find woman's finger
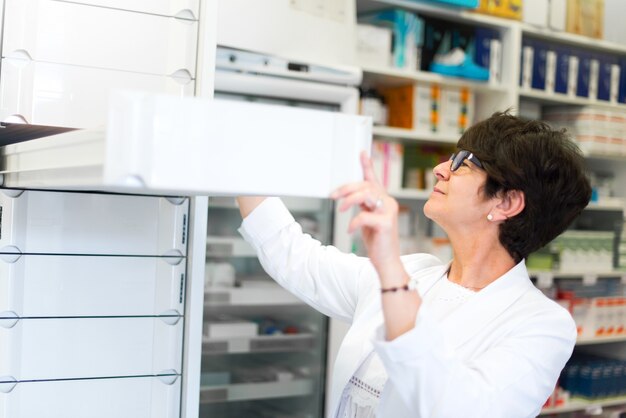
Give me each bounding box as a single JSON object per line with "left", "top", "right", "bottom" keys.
{"left": 360, "top": 151, "right": 380, "bottom": 184}
{"left": 348, "top": 210, "right": 385, "bottom": 234}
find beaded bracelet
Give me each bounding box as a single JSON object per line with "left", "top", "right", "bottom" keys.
{"left": 380, "top": 283, "right": 410, "bottom": 294}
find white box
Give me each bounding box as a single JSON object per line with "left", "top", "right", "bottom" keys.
{"left": 549, "top": 0, "right": 567, "bottom": 31}
{"left": 356, "top": 24, "right": 392, "bottom": 68}
{"left": 3, "top": 0, "right": 198, "bottom": 76}
{"left": 523, "top": 0, "right": 549, "bottom": 27}
{"left": 0, "top": 317, "right": 183, "bottom": 380}
{"left": 0, "top": 255, "right": 186, "bottom": 317}
{"left": 603, "top": 0, "right": 626, "bottom": 44}
{"left": 521, "top": 46, "right": 534, "bottom": 89}
{"left": 62, "top": 0, "right": 199, "bottom": 17}
{"left": 102, "top": 93, "right": 372, "bottom": 197}
{"left": 439, "top": 87, "right": 473, "bottom": 135}
{"left": 567, "top": 55, "right": 579, "bottom": 97}
{"left": 0, "top": 94, "right": 371, "bottom": 198}
{"left": 545, "top": 50, "right": 557, "bottom": 93}
{"left": 0, "top": 375, "right": 181, "bottom": 418}
{"left": 0, "top": 58, "right": 194, "bottom": 128}
{"left": 0, "top": 190, "right": 188, "bottom": 256}
{"left": 204, "top": 321, "right": 258, "bottom": 339}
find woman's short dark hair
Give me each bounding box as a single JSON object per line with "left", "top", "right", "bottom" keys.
{"left": 457, "top": 111, "right": 592, "bottom": 263}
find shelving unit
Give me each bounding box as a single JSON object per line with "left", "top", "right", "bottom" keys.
{"left": 199, "top": 379, "right": 314, "bottom": 404}
{"left": 540, "top": 396, "right": 626, "bottom": 415}
{"left": 372, "top": 126, "right": 459, "bottom": 144}
{"left": 519, "top": 88, "right": 626, "bottom": 110}
{"left": 203, "top": 334, "right": 315, "bottom": 355}
{"left": 204, "top": 285, "right": 303, "bottom": 307}
{"left": 361, "top": 65, "right": 508, "bottom": 92}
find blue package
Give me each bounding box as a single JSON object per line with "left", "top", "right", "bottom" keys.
{"left": 618, "top": 58, "right": 626, "bottom": 103}
{"left": 555, "top": 46, "right": 570, "bottom": 95}
{"left": 531, "top": 39, "right": 548, "bottom": 90}
{"left": 474, "top": 27, "right": 499, "bottom": 69}
{"left": 597, "top": 53, "right": 616, "bottom": 102}
{"left": 577, "top": 50, "right": 591, "bottom": 98}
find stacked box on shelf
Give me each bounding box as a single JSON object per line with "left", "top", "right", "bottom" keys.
{"left": 358, "top": 9, "right": 423, "bottom": 71}
{"left": 371, "top": 140, "right": 404, "bottom": 192}
{"left": 476, "top": 0, "right": 522, "bottom": 20}
{"left": 543, "top": 106, "right": 626, "bottom": 156}
{"left": 0, "top": 0, "right": 198, "bottom": 128}
{"left": 549, "top": 230, "right": 615, "bottom": 273}
{"left": 558, "top": 279, "right": 626, "bottom": 339}
{"left": 381, "top": 84, "right": 439, "bottom": 132}
{"left": 561, "top": 354, "right": 626, "bottom": 400}
{"left": 0, "top": 189, "right": 189, "bottom": 417}
{"left": 520, "top": 38, "right": 625, "bottom": 105}
{"left": 402, "top": 144, "right": 453, "bottom": 191}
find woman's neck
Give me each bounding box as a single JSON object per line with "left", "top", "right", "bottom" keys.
{"left": 446, "top": 233, "right": 518, "bottom": 291}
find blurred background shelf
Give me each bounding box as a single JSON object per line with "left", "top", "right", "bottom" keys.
{"left": 203, "top": 333, "right": 315, "bottom": 355}
{"left": 199, "top": 379, "right": 314, "bottom": 404}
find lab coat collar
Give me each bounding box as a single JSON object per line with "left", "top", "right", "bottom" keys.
{"left": 440, "top": 259, "right": 534, "bottom": 349}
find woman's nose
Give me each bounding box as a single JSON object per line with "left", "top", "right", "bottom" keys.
{"left": 433, "top": 161, "right": 451, "bottom": 181}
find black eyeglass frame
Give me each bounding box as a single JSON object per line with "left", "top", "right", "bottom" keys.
{"left": 449, "top": 150, "right": 483, "bottom": 172}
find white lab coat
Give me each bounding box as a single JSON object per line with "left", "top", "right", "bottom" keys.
{"left": 239, "top": 198, "right": 576, "bottom": 418}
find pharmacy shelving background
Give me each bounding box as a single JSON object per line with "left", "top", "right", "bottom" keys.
{"left": 351, "top": 1, "right": 626, "bottom": 416}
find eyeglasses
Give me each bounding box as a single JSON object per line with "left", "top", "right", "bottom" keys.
{"left": 449, "top": 150, "right": 483, "bottom": 172}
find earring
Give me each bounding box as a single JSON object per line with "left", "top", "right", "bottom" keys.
{"left": 487, "top": 213, "right": 494, "bottom": 221}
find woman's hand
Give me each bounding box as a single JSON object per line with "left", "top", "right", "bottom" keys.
{"left": 331, "top": 151, "right": 405, "bottom": 284}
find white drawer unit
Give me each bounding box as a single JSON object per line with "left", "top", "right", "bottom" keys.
{"left": 0, "top": 254, "right": 186, "bottom": 317}
{"left": 59, "top": 0, "right": 200, "bottom": 17}
{"left": 0, "top": 316, "right": 182, "bottom": 380}
{"left": 3, "top": 0, "right": 198, "bottom": 77}
{"left": 0, "top": 190, "right": 188, "bottom": 256}
{"left": 0, "top": 374, "right": 181, "bottom": 418}
{"left": 0, "top": 58, "right": 194, "bottom": 127}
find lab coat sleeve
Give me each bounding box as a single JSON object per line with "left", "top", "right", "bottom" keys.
{"left": 373, "top": 305, "right": 576, "bottom": 417}
{"left": 238, "top": 197, "right": 371, "bottom": 322}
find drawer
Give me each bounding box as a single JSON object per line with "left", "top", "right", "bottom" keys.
{"left": 0, "top": 316, "right": 182, "bottom": 380}
{"left": 3, "top": 0, "right": 197, "bottom": 76}
{"left": 59, "top": 0, "right": 199, "bottom": 17}
{"left": 0, "top": 254, "right": 186, "bottom": 317}
{"left": 0, "top": 374, "right": 180, "bottom": 418}
{"left": 0, "top": 190, "right": 188, "bottom": 256}
{"left": 0, "top": 57, "right": 194, "bottom": 128}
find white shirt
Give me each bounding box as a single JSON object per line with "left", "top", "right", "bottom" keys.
{"left": 336, "top": 278, "right": 476, "bottom": 418}
{"left": 239, "top": 198, "right": 577, "bottom": 418}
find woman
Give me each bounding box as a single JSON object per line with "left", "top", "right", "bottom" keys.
{"left": 236, "top": 112, "right": 591, "bottom": 417}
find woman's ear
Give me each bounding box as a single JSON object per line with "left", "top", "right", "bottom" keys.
{"left": 491, "top": 190, "right": 525, "bottom": 221}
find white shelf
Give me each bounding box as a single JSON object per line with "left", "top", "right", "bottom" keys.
{"left": 206, "top": 236, "right": 257, "bottom": 257}
{"left": 522, "top": 23, "right": 626, "bottom": 55}
{"left": 362, "top": 66, "right": 508, "bottom": 92}
{"left": 357, "top": 0, "right": 513, "bottom": 29}
{"left": 519, "top": 88, "right": 626, "bottom": 111}
{"left": 373, "top": 126, "right": 459, "bottom": 144}
{"left": 540, "top": 396, "right": 626, "bottom": 415}
{"left": 528, "top": 270, "right": 626, "bottom": 279}
{"left": 586, "top": 200, "right": 625, "bottom": 212}
{"left": 199, "top": 379, "right": 314, "bottom": 403}
{"left": 203, "top": 333, "right": 315, "bottom": 355}
{"left": 204, "top": 285, "right": 302, "bottom": 306}
{"left": 390, "top": 189, "right": 432, "bottom": 200}
{"left": 577, "top": 335, "right": 626, "bottom": 346}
